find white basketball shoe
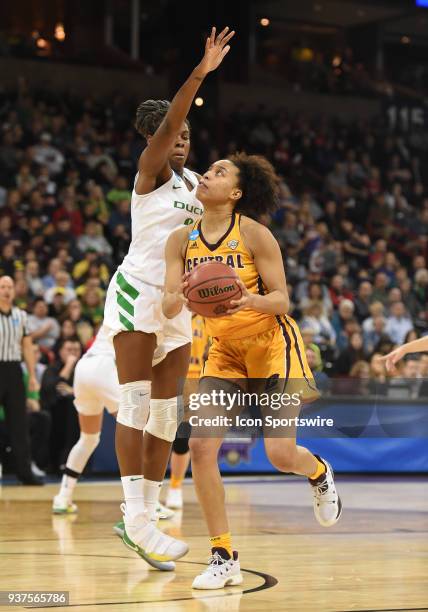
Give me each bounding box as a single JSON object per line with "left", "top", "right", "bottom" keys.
{"left": 52, "top": 494, "right": 78, "bottom": 515}
{"left": 121, "top": 503, "right": 188, "bottom": 571}
{"left": 192, "top": 549, "right": 243, "bottom": 590}
{"left": 309, "top": 456, "right": 342, "bottom": 527}
{"left": 166, "top": 487, "right": 183, "bottom": 509}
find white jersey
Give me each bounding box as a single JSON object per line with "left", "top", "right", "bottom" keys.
{"left": 120, "top": 168, "right": 202, "bottom": 285}
{"left": 84, "top": 325, "right": 114, "bottom": 357}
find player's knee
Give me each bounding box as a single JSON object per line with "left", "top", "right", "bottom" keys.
{"left": 266, "top": 445, "right": 298, "bottom": 473}
{"left": 116, "top": 380, "right": 151, "bottom": 430}
{"left": 172, "top": 421, "right": 191, "bottom": 454}
{"left": 189, "top": 437, "right": 217, "bottom": 462}
{"left": 79, "top": 431, "right": 101, "bottom": 454}
{"left": 145, "top": 396, "right": 182, "bottom": 442}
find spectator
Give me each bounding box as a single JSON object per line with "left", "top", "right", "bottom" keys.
{"left": 363, "top": 315, "right": 390, "bottom": 354}
{"left": 42, "top": 258, "right": 63, "bottom": 290}
{"left": 48, "top": 291, "right": 68, "bottom": 321}
{"left": 72, "top": 249, "right": 110, "bottom": 287}
{"left": 328, "top": 274, "right": 353, "bottom": 308}
{"left": 385, "top": 302, "right": 414, "bottom": 345}
{"left": 27, "top": 298, "right": 61, "bottom": 349}
{"left": 336, "top": 331, "right": 366, "bottom": 375}
{"left": 44, "top": 271, "right": 76, "bottom": 305}
{"left": 371, "top": 272, "right": 390, "bottom": 305}
{"left": 413, "top": 269, "right": 428, "bottom": 310}
{"left": 80, "top": 288, "right": 104, "bottom": 326}
{"left": 399, "top": 277, "right": 421, "bottom": 319}
{"left": 300, "top": 302, "right": 336, "bottom": 346}
{"left": 32, "top": 133, "right": 65, "bottom": 175}
{"left": 354, "top": 281, "right": 373, "bottom": 322}
{"left": 348, "top": 360, "right": 371, "bottom": 394}
{"left": 25, "top": 260, "right": 44, "bottom": 298}
{"left": 362, "top": 302, "right": 385, "bottom": 334}
{"left": 108, "top": 198, "right": 131, "bottom": 236}
{"left": 331, "top": 299, "right": 355, "bottom": 349}
{"left": 106, "top": 175, "right": 132, "bottom": 207}
{"left": 77, "top": 221, "right": 113, "bottom": 258}
{"left": 299, "top": 281, "right": 332, "bottom": 316}
{"left": 40, "top": 338, "right": 82, "bottom": 472}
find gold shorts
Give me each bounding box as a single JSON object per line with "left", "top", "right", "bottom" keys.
{"left": 201, "top": 316, "right": 319, "bottom": 403}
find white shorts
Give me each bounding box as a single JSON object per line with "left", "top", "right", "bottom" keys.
{"left": 103, "top": 269, "right": 192, "bottom": 365}
{"left": 73, "top": 354, "right": 119, "bottom": 416}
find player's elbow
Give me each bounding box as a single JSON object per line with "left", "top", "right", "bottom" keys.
{"left": 162, "top": 295, "right": 182, "bottom": 319}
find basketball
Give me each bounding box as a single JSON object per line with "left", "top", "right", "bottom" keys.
{"left": 184, "top": 261, "right": 242, "bottom": 317}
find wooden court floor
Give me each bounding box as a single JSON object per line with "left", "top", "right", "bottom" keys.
{"left": 0, "top": 475, "right": 427, "bottom": 612}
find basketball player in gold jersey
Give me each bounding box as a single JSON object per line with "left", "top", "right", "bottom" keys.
{"left": 163, "top": 153, "right": 342, "bottom": 589}
{"left": 165, "top": 315, "right": 209, "bottom": 509}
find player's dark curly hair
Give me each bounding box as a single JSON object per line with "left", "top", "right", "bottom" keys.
{"left": 229, "top": 152, "right": 280, "bottom": 217}
{"left": 134, "top": 99, "right": 190, "bottom": 138}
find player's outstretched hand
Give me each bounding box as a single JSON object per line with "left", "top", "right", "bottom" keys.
{"left": 198, "top": 26, "right": 235, "bottom": 74}
{"left": 380, "top": 346, "right": 407, "bottom": 372}
{"left": 226, "top": 279, "right": 253, "bottom": 315}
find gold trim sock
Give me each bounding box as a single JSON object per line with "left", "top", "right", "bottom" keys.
{"left": 210, "top": 532, "right": 233, "bottom": 558}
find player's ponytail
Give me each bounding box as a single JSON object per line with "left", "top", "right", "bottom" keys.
{"left": 229, "top": 152, "right": 279, "bottom": 218}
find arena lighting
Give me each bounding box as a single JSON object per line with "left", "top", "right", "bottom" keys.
{"left": 260, "top": 17, "right": 270, "bottom": 26}
{"left": 54, "top": 23, "right": 66, "bottom": 41}
{"left": 36, "top": 38, "right": 48, "bottom": 49}
{"left": 401, "top": 35, "right": 411, "bottom": 44}
{"left": 416, "top": 0, "right": 428, "bottom": 7}
{"left": 332, "top": 55, "right": 341, "bottom": 67}
{"left": 195, "top": 97, "right": 204, "bottom": 107}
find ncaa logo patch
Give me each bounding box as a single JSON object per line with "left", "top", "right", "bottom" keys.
{"left": 189, "top": 229, "right": 200, "bottom": 240}
{"left": 227, "top": 239, "right": 239, "bottom": 250}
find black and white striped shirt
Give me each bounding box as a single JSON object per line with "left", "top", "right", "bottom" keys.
{"left": 0, "top": 307, "right": 28, "bottom": 362}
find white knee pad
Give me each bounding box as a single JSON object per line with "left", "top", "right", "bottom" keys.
{"left": 67, "top": 432, "right": 101, "bottom": 474}
{"left": 145, "top": 396, "right": 183, "bottom": 442}
{"left": 117, "top": 380, "right": 151, "bottom": 430}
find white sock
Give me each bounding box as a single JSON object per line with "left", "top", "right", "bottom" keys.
{"left": 143, "top": 478, "right": 162, "bottom": 522}
{"left": 58, "top": 432, "right": 100, "bottom": 502}
{"left": 58, "top": 474, "right": 77, "bottom": 502}
{"left": 121, "top": 475, "right": 144, "bottom": 519}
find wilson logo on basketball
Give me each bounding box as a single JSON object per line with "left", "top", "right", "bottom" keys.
{"left": 198, "top": 283, "right": 235, "bottom": 298}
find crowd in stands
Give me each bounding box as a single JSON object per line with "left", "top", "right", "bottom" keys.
{"left": 0, "top": 78, "right": 428, "bottom": 473}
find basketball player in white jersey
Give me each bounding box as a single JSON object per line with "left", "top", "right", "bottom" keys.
{"left": 50, "top": 326, "right": 174, "bottom": 530}
{"left": 103, "top": 27, "right": 235, "bottom": 568}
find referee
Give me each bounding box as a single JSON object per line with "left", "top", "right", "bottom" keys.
{"left": 0, "top": 276, "right": 43, "bottom": 485}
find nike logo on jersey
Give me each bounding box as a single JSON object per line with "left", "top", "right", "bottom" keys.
{"left": 130, "top": 476, "right": 143, "bottom": 481}
{"left": 173, "top": 185, "right": 182, "bottom": 189}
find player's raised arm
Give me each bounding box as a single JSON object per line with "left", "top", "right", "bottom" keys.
{"left": 136, "top": 26, "right": 235, "bottom": 194}
{"left": 162, "top": 228, "right": 189, "bottom": 319}
{"left": 228, "top": 223, "right": 290, "bottom": 315}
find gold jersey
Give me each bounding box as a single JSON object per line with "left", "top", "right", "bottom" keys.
{"left": 185, "top": 212, "right": 278, "bottom": 340}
